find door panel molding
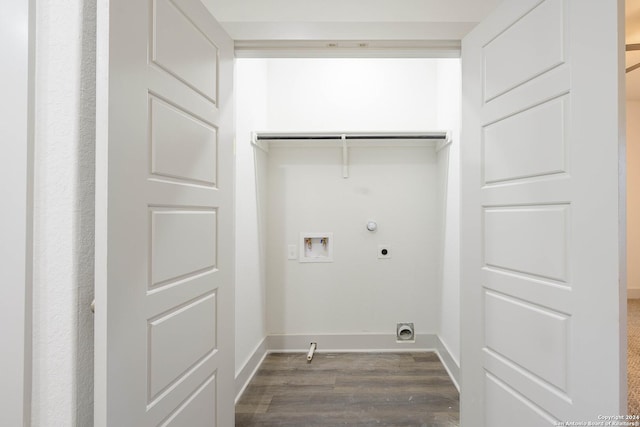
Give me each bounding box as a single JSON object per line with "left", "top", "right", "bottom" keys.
{"left": 95, "top": 1, "right": 234, "bottom": 425}
{"left": 461, "top": 0, "right": 625, "bottom": 424}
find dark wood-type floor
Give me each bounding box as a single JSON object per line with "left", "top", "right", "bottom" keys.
{"left": 235, "top": 352, "right": 460, "bottom": 427}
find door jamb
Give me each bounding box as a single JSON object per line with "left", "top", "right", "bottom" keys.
{"left": 0, "top": 0, "right": 35, "bottom": 425}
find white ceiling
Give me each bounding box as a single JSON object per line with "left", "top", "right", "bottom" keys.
{"left": 204, "top": 0, "right": 640, "bottom": 100}
{"left": 204, "top": 0, "right": 502, "bottom": 23}
{"left": 203, "top": 0, "right": 503, "bottom": 40}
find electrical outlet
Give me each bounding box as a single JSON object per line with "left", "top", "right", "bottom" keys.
{"left": 378, "top": 245, "right": 391, "bottom": 259}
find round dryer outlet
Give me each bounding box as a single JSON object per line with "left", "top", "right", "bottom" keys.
{"left": 396, "top": 322, "right": 415, "bottom": 342}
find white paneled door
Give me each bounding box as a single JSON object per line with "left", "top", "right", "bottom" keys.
{"left": 461, "top": 0, "right": 624, "bottom": 425}
{"left": 95, "top": 0, "right": 234, "bottom": 425}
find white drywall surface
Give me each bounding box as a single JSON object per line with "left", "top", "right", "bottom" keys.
{"left": 266, "top": 59, "right": 439, "bottom": 132}
{"left": 266, "top": 144, "right": 440, "bottom": 334}
{"left": 435, "top": 59, "right": 461, "bottom": 365}
{"left": 32, "top": 0, "right": 96, "bottom": 425}
{"left": 235, "top": 60, "right": 269, "bottom": 375}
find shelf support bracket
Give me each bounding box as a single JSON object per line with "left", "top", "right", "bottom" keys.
{"left": 341, "top": 134, "right": 349, "bottom": 179}
{"left": 250, "top": 131, "right": 269, "bottom": 153}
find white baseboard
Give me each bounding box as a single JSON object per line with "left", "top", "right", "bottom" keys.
{"left": 234, "top": 333, "right": 461, "bottom": 402}
{"left": 434, "top": 336, "right": 460, "bottom": 391}
{"left": 628, "top": 288, "right": 640, "bottom": 299}
{"left": 266, "top": 333, "right": 439, "bottom": 352}
{"left": 234, "top": 337, "right": 268, "bottom": 404}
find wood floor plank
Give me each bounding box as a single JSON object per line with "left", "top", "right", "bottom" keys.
{"left": 236, "top": 352, "right": 459, "bottom": 426}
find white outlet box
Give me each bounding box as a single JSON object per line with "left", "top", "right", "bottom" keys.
{"left": 378, "top": 244, "right": 391, "bottom": 259}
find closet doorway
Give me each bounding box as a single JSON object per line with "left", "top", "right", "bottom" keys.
{"left": 233, "top": 57, "right": 463, "bottom": 416}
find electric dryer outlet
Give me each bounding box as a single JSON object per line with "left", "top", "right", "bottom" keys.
{"left": 378, "top": 245, "right": 391, "bottom": 259}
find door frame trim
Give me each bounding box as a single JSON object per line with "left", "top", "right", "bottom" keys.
{"left": 0, "top": 0, "right": 36, "bottom": 425}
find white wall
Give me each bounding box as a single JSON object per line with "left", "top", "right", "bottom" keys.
{"left": 266, "top": 145, "right": 440, "bottom": 335}
{"left": 628, "top": 100, "right": 640, "bottom": 294}
{"left": 435, "top": 60, "right": 461, "bottom": 365}
{"left": 235, "top": 60, "right": 269, "bottom": 375}
{"left": 261, "top": 59, "right": 443, "bottom": 337}
{"left": 32, "top": 0, "right": 95, "bottom": 425}
{"left": 266, "top": 59, "right": 439, "bottom": 131}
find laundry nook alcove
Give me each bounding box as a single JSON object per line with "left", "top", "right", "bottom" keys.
{"left": 234, "top": 57, "right": 462, "bottom": 405}
{"left": 13, "top": 0, "right": 625, "bottom": 424}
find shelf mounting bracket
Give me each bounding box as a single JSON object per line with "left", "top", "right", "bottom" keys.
{"left": 341, "top": 134, "right": 349, "bottom": 179}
